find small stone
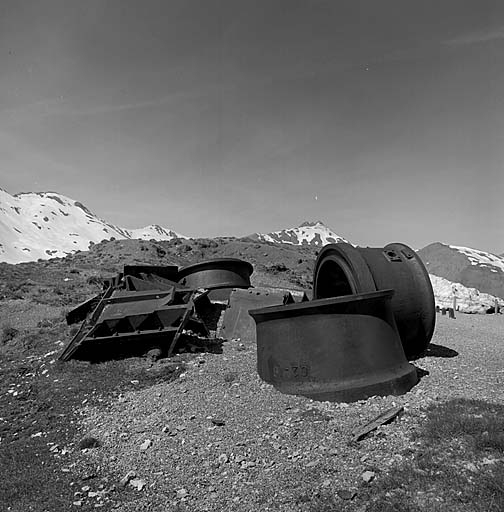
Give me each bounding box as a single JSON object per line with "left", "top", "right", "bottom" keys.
{"left": 176, "top": 488, "right": 188, "bottom": 498}
{"left": 218, "top": 453, "right": 229, "bottom": 464}
{"left": 140, "top": 439, "right": 152, "bottom": 451}
{"left": 129, "top": 478, "right": 146, "bottom": 491}
{"left": 119, "top": 471, "right": 136, "bottom": 487}
{"left": 146, "top": 348, "right": 162, "bottom": 361}
{"left": 362, "top": 470, "right": 375, "bottom": 483}
{"left": 81, "top": 486, "right": 91, "bottom": 492}
{"left": 73, "top": 501, "right": 83, "bottom": 506}
{"left": 465, "top": 462, "right": 478, "bottom": 472}
{"left": 337, "top": 489, "right": 357, "bottom": 500}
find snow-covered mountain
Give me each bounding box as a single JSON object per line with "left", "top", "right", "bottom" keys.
{"left": 449, "top": 245, "right": 504, "bottom": 273}
{"left": 0, "top": 189, "right": 186, "bottom": 264}
{"left": 249, "top": 221, "right": 349, "bottom": 247}
{"left": 418, "top": 242, "right": 504, "bottom": 299}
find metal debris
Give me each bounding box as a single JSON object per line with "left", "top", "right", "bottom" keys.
{"left": 351, "top": 405, "right": 404, "bottom": 442}
{"left": 59, "top": 260, "right": 252, "bottom": 361}
{"left": 313, "top": 242, "right": 435, "bottom": 359}
{"left": 218, "top": 287, "right": 305, "bottom": 342}
{"left": 250, "top": 290, "right": 418, "bottom": 402}
{"left": 177, "top": 258, "right": 253, "bottom": 291}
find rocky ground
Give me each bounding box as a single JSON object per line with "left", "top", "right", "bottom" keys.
{"left": 1, "top": 238, "right": 503, "bottom": 511}
{"left": 69, "top": 313, "right": 504, "bottom": 512}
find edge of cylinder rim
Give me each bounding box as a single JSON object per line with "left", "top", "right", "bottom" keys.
{"left": 249, "top": 288, "right": 395, "bottom": 318}
{"left": 313, "top": 242, "right": 376, "bottom": 298}
{"left": 177, "top": 257, "right": 254, "bottom": 277}
{"left": 385, "top": 241, "right": 436, "bottom": 344}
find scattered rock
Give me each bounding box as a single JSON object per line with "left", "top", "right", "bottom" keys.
{"left": 218, "top": 453, "right": 229, "bottom": 464}
{"left": 146, "top": 348, "right": 162, "bottom": 361}
{"left": 129, "top": 478, "right": 146, "bottom": 491}
{"left": 337, "top": 489, "right": 357, "bottom": 500}
{"left": 140, "top": 439, "right": 152, "bottom": 451}
{"left": 176, "top": 488, "right": 189, "bottom": 499}
{"left": 78, "top": 436, "right": 100, "bottom": 450}
{"left": 362, "top": 470, "right": 375, "bottom": 483}
{"left": 119, "top": 471, "right": 136, "bottom": 487}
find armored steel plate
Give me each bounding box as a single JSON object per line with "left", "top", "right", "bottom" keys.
{"left": 313, "top": 242, "right": 435, "bottom": 359}
{"left": 249, "top": 290, "right": 418, "bottom": 403}
{"left": 219, "top": 287, "right": 294, "bottom": 342}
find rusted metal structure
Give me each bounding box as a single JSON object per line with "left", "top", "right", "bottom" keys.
{"left": 250, "top": 290, "right": 418, "bottom": 402}
{"left": 219, "top": 287, "right": 308, "bottom": 342}
{"left": 313, "top": 243, "right": 435, "bottom": 359}
{"left": 60, "top": 286, "right": 208, "bottom": 362}
{"left": 177, "top": 258, "right": 253, "bottom": 291}
{"left": 59, "top": 259, "right": 253, "bottom": 362}
{"left": 61, "top": 241, "right": 433, "bottom": 407}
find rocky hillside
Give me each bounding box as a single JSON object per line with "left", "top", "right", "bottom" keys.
{"left": 249, "top": 221, "right": 349, "bottom": 247}
{"left": 0, "top": 189, "right": 186, "bottom": 264}
{"left": 418, "top": 242, "right": 504, "bottom": 299}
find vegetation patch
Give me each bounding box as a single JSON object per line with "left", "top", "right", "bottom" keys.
{"left": 364, "top": 399, "right": 504, "bottom": 512}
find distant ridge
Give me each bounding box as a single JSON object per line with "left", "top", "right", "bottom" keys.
{"left": 248, "top": 220, "right": 349, "bottom": 247}
{"left": 418, "top": 242, "right": 504, "bottom": 299}
{"left": 0, "top": 189, "right": 186, "bottom": 264}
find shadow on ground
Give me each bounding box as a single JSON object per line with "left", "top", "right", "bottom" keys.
{"left": 417, "top": 343, "right": 459, "bottom": 359}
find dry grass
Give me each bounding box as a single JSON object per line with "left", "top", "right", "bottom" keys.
{"left": 365, "top": 399, "right": 504, "bottom": 512}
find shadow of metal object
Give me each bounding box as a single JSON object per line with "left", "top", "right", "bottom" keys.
{"left": 418, "top": 343, "right": 459, "bottom": 359}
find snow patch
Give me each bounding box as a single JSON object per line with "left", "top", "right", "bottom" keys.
{"left": 255, "top": 221, "right": 348, "bottom": 247}
{"left": 0, "top": 188, "right": 187, "bottom": 264}
{"left": 450, "top": 245, "right": 504, "bottom": 273}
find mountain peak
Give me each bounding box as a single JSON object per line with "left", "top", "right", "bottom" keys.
{"left": 0, "top": 188, "right": 186, "bottom": 264}
{"left": 250, "top": 222, "right": 349, "bottom": 247}
{"left": 299, "top": 220, "right": 325, "bottom": 227}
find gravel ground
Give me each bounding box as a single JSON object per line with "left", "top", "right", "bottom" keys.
{"left": 70, "top": 312, "right": 504, "bottom": 511}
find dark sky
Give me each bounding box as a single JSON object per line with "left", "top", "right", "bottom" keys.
{"left": 1, "top": 0, "right": 503, "bottom": 252}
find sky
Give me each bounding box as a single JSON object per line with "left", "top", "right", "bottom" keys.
{"left": 0, "top": 0, "right": 503, "bottom": 253}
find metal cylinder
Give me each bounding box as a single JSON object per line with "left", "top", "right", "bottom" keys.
{"left": 313, "top": 243, "right": 435, "bottom": 359}
{"left": 177, "top": 258, "right": 253, "bottom": 290}
{"left": 250, "top": 290, "right": 418, "bottom": 402}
